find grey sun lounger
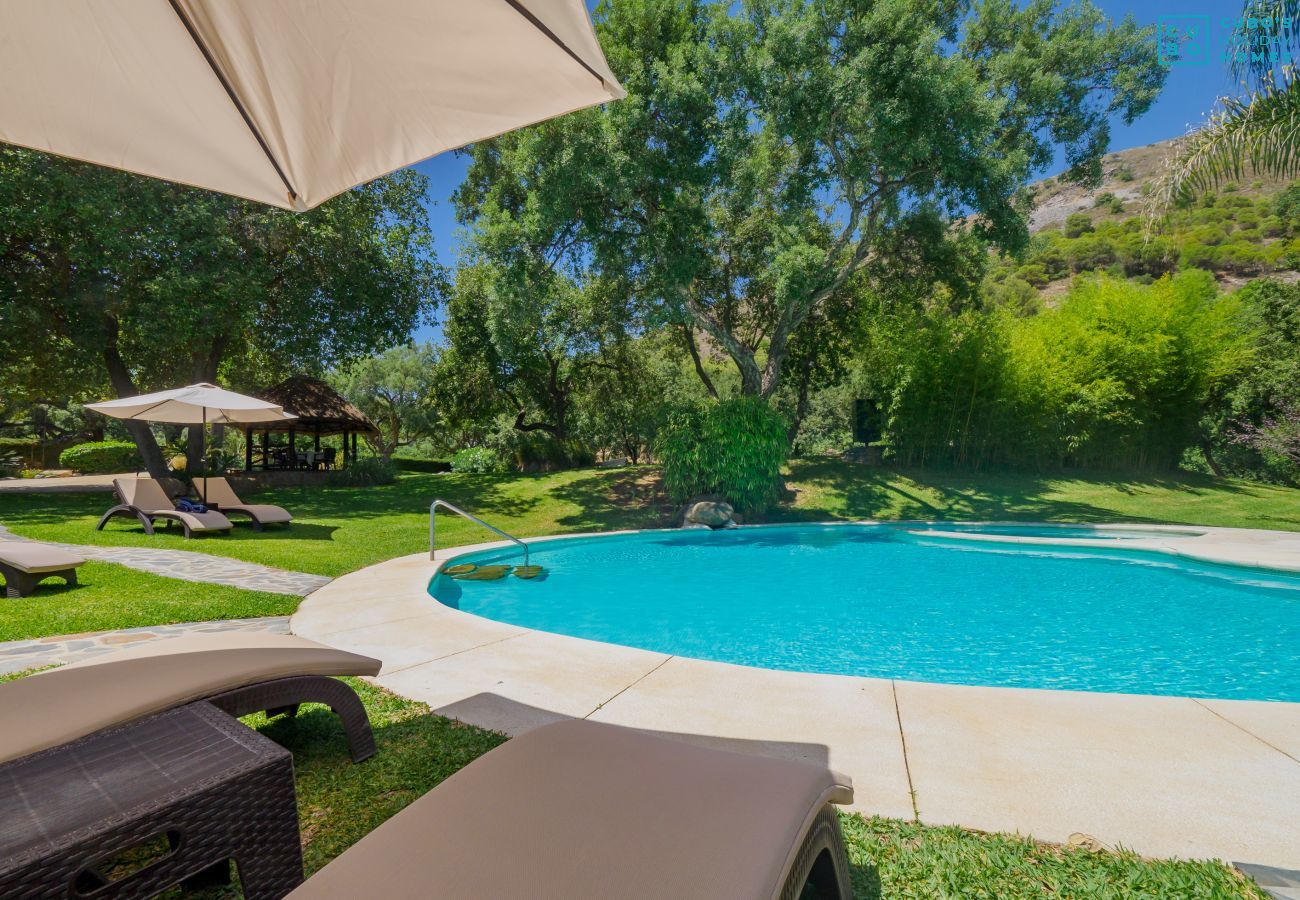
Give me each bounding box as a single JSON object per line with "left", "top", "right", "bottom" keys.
{"left": 289, "top": 718, "right": 855, "bottom": 900}
{"left": 97, "top": 476, "right": 233, "bottom": 538}
{"left": 0, "top": 542, "right": 85, "bottom": 597}
{"left": 193, "top": 477, "right": 292, "bottom": 530}
{"left": 0, "top": 633, "right": 383, "bottom": 765}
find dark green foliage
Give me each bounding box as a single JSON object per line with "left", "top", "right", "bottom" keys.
{"left": 1203, "top": 278, "right": 1300, "bottom": 483}
{"left": 450, "top": 447, "right": 505, "bottom": 474}
{"left": 0, "top": 437, "right": 41, "bottom": 468}
{"left": 659, "top": 397, "right": 788, "bottom": 514}
{"left": 58, "top": 440, "right": 140, "bottom": 474}
{"left": 325, "top": 456, "right": 396, "bottom": 487}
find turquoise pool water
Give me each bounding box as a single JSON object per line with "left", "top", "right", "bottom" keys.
{"left": 428, "top": 524, "right": 1300, "bottom": 701}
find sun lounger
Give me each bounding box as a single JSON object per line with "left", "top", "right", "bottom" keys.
{"left": 0, "top": 633, "right": 382, "bottom": 765}
{"left": 193, "top": 477, "right": 292, "bottom": 530}
{"left": 0, "top": 542, "right": 85, "bottom": 597}
{"left": 289, "top": 719, "right": 855, "bottom": 900}
{"left": 97, "top": 477, "right": 233, "bottom": 538}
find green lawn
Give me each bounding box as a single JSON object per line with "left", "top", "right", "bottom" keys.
{"left": 0, "top": 560, "right": 294, "bottom": 642}
{"left": 2, "top": 463, "right": 1297, "bottom": 584}
{"left": 0, "top": 670, "right": 1258, "bottom": 899}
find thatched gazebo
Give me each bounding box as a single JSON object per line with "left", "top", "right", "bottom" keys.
{"left": 244, "top": 375, "right": 378, "bottom": 472}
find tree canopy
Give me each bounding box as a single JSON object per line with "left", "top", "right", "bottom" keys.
{"left": 0, "top": 147, "right": 441, "bottom": 474}
{"left": 456, "top": 0, "right": 1165, "bottom": 399}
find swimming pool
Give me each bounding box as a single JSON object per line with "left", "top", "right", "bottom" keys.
{"left": 428, "top": 524, "right": 1300, "bottom": 702}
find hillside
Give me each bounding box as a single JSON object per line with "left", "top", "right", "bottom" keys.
{"left": 1027, "top": 137, "right": 1295, "bottom": 233}
{"left": 983, "top": 138, "right": 1300, "bottom": 304}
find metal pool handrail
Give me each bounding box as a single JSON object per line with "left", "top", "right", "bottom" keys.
{"left": 429, "top": 499, "right": 529, "bottom": 565}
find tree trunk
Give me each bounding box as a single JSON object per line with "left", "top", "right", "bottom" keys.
{"left": 1200, "top": 440, "right": 1225, "bottom": 477}
{"left": 186, "top": 425, "right": 206, "bottom": 474}
{"left": 102, "top": 341, "right": 169, "bottom": 479}
{"left": 680, "top": 325, "right": 719, "bottom": 399}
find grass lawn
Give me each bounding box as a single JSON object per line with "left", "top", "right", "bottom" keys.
{"left": 0, "top": 670, "right": 1260, "bottom": 899}
{"left": 1, "top": 462, "right": 1297, "bottom": 584}
{"left": 0, "top": 560, "right": 295, "bottom": 642}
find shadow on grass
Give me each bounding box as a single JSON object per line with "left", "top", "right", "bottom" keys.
{"left": 778, "top": 460, "right": 1219, "bottom": 525}
{"left": 549, "top": 469, "right": 675, "bottom": 532}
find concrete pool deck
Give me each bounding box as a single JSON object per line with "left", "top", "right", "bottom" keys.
{"left": 291, "top": 525, "right": 1300, "bottom": 869}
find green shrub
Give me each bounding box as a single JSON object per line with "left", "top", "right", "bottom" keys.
{"left": 658, "top": 397, "right": 788, "bottom": 514}
{"left": 326, "top": 456, "right": 396, "bottom": 486}
{"left": 1063, "top": 212, "right": 1094, "bottom": 238}
{"left": 393, "top": 457, "right": 451, "bottom": 473}
{"left": 59, "top": 440, "right": 140, "bottom": 474}
{"left": 1015, "top": 263, "right": 1050, "bottom": 288}
{"left": 1115, "top": 167, "right": 1135, "bottom": 182}
{"left": 1093, "top": 192, "right": 1124, "bottom": 213}
{"left": 450, "top": 447, "right": 505, "bottom": 474}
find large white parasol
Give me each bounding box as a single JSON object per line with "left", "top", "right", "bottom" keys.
{"left": 0, "top": 0, "right": 624, "bottom": 210}
{"left": 87, "top": 383, "right": 295, "bottom": 501}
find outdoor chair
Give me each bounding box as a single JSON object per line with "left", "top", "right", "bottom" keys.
{"left": 288, "top": 718, "right": 855, "bottom": 900}
{"left": 0, "top": 633, "right": 382, "bottom": 766}
{"left": 192, "top": 477, "right": 293, "bottom": 530}
{"left": 0, "top": 543, "right": 86, "bottom": 598}
{"left": 97, "top": 477, "right": 233, "bottom": 538}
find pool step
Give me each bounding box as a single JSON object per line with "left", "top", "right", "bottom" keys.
{"left": 447, "top": 563, "right": 547, "bottom": 582}
{"left": 452, "top": 564, "right": 512, "bottom": 581}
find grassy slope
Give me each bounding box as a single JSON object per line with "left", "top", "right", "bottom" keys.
{"left": 2, "top": 463, "right": 1296, "bottom": 582}
{"left": 0, "top": 560, "right": 295, "bottom": 642}
{"left": 0, "top": 671, "right": 1257, "bottom": 899}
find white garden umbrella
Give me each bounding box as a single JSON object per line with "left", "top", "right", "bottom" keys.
{"left": 0, "top": 0, "right": 623, "bottom": 210}
{"left": 87, "top": 383, "right": 295, "bottom": 501}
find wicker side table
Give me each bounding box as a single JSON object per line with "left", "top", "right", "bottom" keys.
{"left": 0, "top": 701, "right": 303, "bottom": 899}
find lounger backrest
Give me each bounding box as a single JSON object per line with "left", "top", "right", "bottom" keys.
{"left": 115, "top": 477, "right": 172, "bottom": 510}
{"left": 194, "top": 477, "right": 241, "bottom": 506}
{"left": 0, "top": 634, "right": 382, "bottom": 764}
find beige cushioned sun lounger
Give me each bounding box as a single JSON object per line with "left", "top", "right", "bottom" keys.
{"left": 290, "top": 719, "right": 855, "bottom": 900}
{"left": 97, "top": 477, "right": 233, "bottom": 537}
{"left": 0, "top": 543, "right": 85, "bottom": 597}
{"left": 193, "top": 477, "right": 292, "bottom": 529}
{"left": 0, "top": 633, "right": 381, "bottom": 765}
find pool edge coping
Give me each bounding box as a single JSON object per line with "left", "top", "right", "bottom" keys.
{"left": 291, "top": 522, "right": 1300, "bottom": 869}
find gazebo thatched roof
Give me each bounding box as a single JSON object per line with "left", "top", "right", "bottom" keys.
{"left": 255, "top": 375, "right": 378, "bottom": 436}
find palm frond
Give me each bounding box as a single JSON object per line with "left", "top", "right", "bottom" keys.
{"left": 1230, "top": 0, "right": 1300, "bottom": 86}
{"left": 1148, "top": 72, "right": 1300, "bottom": 221}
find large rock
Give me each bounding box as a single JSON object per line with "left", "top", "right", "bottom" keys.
{"left": 684, "top": 499, "right": 735, "bottom": 529}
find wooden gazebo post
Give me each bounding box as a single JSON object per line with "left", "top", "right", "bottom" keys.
{"left": 244, "top": 427, "right": 253, "bottom": 471}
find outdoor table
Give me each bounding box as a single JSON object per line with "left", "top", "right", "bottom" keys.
{"left": 0, "top": 701, "right": 303, "bottom": 899}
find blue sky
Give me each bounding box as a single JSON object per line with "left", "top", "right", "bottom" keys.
{"left": 411, "top": 0, "right": 1252, "bottom": 342}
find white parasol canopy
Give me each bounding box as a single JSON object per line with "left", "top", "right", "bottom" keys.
{"left": 86, "top": 383, "right": 295, "bottom": 426}
{"left": 0, "top": 0, "right": 624, "bottom": 210}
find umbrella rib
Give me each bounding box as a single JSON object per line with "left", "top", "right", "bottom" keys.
{"left": 166, "top": 0, "right": 300, "bottom": 206}
{"left": 500, "top": 0, "right": 609, "bottom": 89}
{"left": 117, "top": 397, "right": 179, "bottom": 421}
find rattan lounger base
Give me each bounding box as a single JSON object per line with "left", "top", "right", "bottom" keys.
{"left": 209, "top": 674, "right": 377, "bottom": 762}
{"left": 0, "top": 701, "right": 303, "bottom": 900}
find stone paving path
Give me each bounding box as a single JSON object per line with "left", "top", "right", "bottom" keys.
{"left": 0, "top": 616, "right": 292, "bottom": 675}
{"left": 0, "top": 524, "right": 331, "bottom": 596}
